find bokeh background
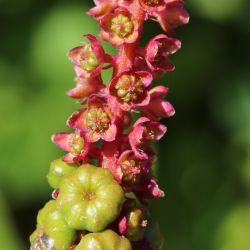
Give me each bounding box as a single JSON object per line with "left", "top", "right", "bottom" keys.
{"left": 0, "top": 0, "right": 250, "bottom": 249}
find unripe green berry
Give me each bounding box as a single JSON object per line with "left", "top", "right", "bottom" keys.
{"left": 75, "top": 230, "right": 132, "bottom": 250}
{"left": 57, "top": 164, "right": 124, "bottom": 232}
{"left": 125, "top": 207, "right": 147, "bottom": 241}
{"left": 47, "top": 158, "right": 78, "bottom": 188}
{"left": 30, "top": 200, "right": 76, "bottom": 250}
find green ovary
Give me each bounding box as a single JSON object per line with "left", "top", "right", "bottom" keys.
{"left": 125, "top": 208, "right": 147, "bottom": 241}
{"left": 30, "top": 200, "right": 76, "bottom": 250}
{"left": 80, "top": 43, "right": 99, "bottom": 72}
{"left": 85, "top": 107, "right": 111, "bottom": 133}
{"left": 47, "top": 158, "right": 78, "bottom": 188}
{"left": 57, "top": 164, "right": 124, "bottom": 232}
{"left": 115, "top": 74, "right": 144, "bottom": 103}
{"left": 121, "top": 158, "right": 140, "bottom": 185}
{"left": 75, "top": 230, "right": 132, "bottom": 250}
{"left": 68, "top": 132, "right": 85, "bottom": 156}
{"left": 110, "top": 14, "right": 134, "bottom": 38}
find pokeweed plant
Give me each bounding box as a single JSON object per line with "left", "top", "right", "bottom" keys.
{"left": 30, "top": 0, "right": 189, "bottom": 249}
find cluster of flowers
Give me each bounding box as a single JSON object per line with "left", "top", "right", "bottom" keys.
{"left": 30, "top": 0, "right": 189, "bottom": 249}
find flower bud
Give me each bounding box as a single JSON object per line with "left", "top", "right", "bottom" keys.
{"left": 141, "top": 86, "right": 175, "bottom": 120}
{"left": 145, "top": 34, "right": 181, "bottom": 73}
{"left": 125, "top": 207, "right": 148, "bottom": 241}
{"left": 155, "top": 0, "right": 189, "bottom": 33}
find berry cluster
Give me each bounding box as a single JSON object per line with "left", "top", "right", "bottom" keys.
{"left": 30, "top": 0, "right": 189, "bottom": 249}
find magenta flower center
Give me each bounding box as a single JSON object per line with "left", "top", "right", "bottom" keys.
{"left": 80, "top": 42, "right": 99, "bottom": 72}
{"left": 115, "top": 74, "right": 144, "bottom": 103}
{"left": 69, "top": 133, "right": 85, "bottom": 155}
{"left": 110, "top": 14, "right": 134, "bottom": 38}
{"left": 85, "top": 107, "right": 111, "bottom": 133}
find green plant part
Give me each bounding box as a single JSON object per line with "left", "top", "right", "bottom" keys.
{"left": 75, "top": 230, "right": 132, "bottom": 250}
{"left": 125, "top": 207, "right": 147, "bottom": 241}
{"left": 47, "top": 158, "right": 78, "bottom": 188}
{"left": 30, "top": 200, "right": 76, "bottom": 250}
{"left": 57, "top": 164, "right": 124, "bottom": 232}
{"left": 145, "top": 219, "right": 164, "bottom": 250}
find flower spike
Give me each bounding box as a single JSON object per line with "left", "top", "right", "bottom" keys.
{"left": 31, "top": 0, "right": 189, "bottom": 249}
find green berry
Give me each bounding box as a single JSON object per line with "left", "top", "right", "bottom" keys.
{"left": 47, "top": 158, "right": 78, "bottom": 188}
{"left": 75, "top": 230, "right": 132, "bottom": 250}
{"left": 125, "top": 207, "right": 147, "bottom": 241}
{"left": 30, "top": 200, "right": 76, "bottom": 250}
{"left": 57, "top": 164, "right": 124, "bottom": 232}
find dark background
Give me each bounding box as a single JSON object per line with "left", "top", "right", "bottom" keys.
{"left": 0, "top": 0, "right": 249, "bottom": 249}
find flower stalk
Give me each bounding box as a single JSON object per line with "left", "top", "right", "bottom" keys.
{"left": 30, "top": 0, "right": 189, "bottom": 249}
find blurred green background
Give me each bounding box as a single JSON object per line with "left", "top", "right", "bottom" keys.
{"left": 0, "top": 0, "right": 249, "bottom": 249}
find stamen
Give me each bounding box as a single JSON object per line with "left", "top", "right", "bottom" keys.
{"left": 80, "top": 42, "right": 99, "bottom": 72}
{"left": 142, "top": 126, "right": 155, "bottom": 140}
{"left": 110, "top": 14, "right": 134, "bottom": 38}
{"left": 85, "top": 107, "right": 111, "bottom": 133}
{"left": 69, "top": 132, "right": 84, "bottom": 155}
{"left": 154, "top": 42, "right": 170, "bottom": 64}
{"left": 121, "top": 159, "right": 141, "bottom": 185}
{"left": 115, "top": 74, "right": 144, "bottom": 103}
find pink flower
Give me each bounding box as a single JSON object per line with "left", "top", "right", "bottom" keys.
{"left": 99, "top": 140, "right": 124, "bottom": 183}
{"left": 155, "top": 0, "right": 189, "bottom": 33}
{"left": 141, "top": 86, "right": 175, "bottom": 120}
{"left": 139, "top": 0, "right": 168, "bottom": 13}
{"left": 118, "top": 149, "right": 152, "bottom": 189}
{"left": 87, "top": 0, "right": 118, "bottom": 20}
{"left": 117, "top": 149, "right": 164, "bottom": 200}
{"left": 67, "top": 96, "right": 117, "bottom": 142}
{"left": 136, "top": 176, "right": 165, "bottom": 200}
{"left": 67, "top": 75, "right": 104, "bottom": 100}
{"left": 118, "top": 200, "right": 148, "bottom": 237}
{"left": 51, "top": 131, "right": 90, "bottom": 163}
{"left": 129, "top": 117, "right": 167, "bottom": 159}
{"left": 145, "top": 34, "right": 181, "bottom": 73}
{"left": 68, "top": 34, "right": 109, "bottom": 79}
{"left": 100, "top": 7, "right": 139, "bottom": 46}
{"left": 108, "top": 70, "right": 152, "bottom": 111}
